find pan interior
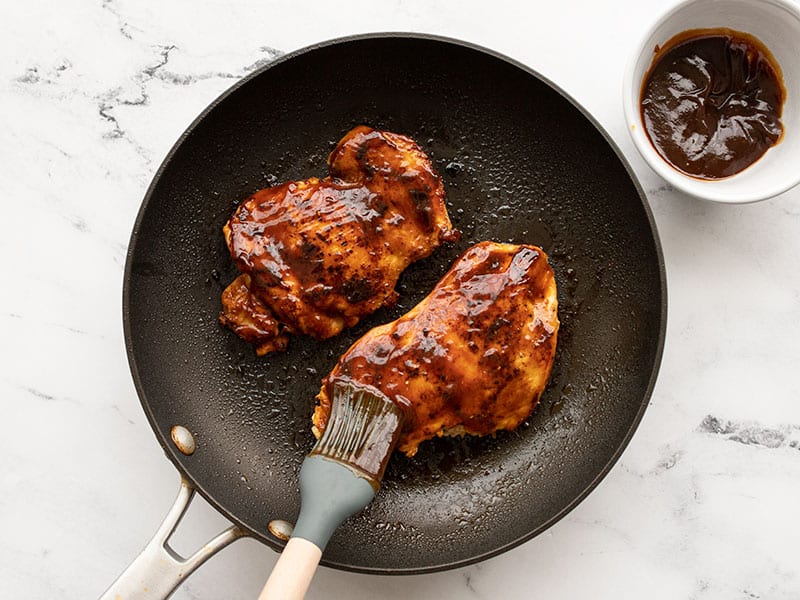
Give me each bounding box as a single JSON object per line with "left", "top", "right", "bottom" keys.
{"left": 125, "top": 35, "right": 664, "bottom": 573}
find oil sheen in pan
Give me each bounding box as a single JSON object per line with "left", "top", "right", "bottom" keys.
{"left": 124, "top": 34, "right": 665, "bottom": 574}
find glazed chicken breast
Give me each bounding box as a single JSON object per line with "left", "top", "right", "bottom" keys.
{"left": 220, "top": 126, "right": 459, "bottom": 355}
{"left": 313, "top": 241, "right": 559, "bottom": 457}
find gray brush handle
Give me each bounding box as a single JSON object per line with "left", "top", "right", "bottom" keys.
{"left": 292, "top": 455, "right": 376, "bottom": 548}
{"left": 259, "top": 456, "right": 376, "bottom": 599}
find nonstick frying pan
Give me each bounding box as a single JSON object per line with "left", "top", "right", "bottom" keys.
{"left": 104, "top": 33, "right": 666, "bottom": 598}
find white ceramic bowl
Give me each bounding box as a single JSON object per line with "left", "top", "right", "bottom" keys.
{"left": 623, "top": 0, "right": 800, "bottom": 203}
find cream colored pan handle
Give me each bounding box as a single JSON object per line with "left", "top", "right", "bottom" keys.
{"left": 99, "top": 478, "right": 245, "bottom": 600}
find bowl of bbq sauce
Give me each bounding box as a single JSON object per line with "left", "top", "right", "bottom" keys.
{"left": 623, "top": 0, "right": 800, "bottom": 203}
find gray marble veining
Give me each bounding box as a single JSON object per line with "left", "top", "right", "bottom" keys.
{"left": 2, "top": 0, "right": 800, "bottom": 598}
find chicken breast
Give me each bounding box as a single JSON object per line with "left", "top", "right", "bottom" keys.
{"left": 313, "top": 241, "right": 559, "bottom": 457}
{"left": 220, "top": 126, "right": 459, "bottom": 355}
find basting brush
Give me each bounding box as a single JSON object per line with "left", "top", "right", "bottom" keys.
{"left": 259, "top": 381, "right": 407, "bottom": 600}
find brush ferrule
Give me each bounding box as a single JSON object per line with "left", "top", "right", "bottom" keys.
{"left": 310, "top": 381, "right": 406, "bottom": 488}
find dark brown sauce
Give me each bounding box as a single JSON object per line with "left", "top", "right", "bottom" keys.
{"left": 640, "top": 28, "right": 785, "bottom": 179}
{"left": 309, "top": 380, "right": 408, "bottom": 489}
{"left": 315, "top": 242, "right": 559, "bottom": 457}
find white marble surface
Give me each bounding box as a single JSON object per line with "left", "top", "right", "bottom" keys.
{"left": 2, "top": 0, "right": 800, "bottom": 598}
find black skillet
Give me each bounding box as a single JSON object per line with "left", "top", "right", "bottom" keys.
{"left": 106, "top": 32, "right": 666, "bottom": 597}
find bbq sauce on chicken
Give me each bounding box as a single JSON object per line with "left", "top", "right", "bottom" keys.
{"left": 640, "top": 28, "right": 785, "bottom": 179}
{"left": 313, "top": 242, "right": 559, "bottom": 458}
{"left": 219, "top": 126, "right": 459, "bottom": 355}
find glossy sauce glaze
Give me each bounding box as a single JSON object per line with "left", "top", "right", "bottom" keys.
{"left": 641, "top": 28, "right": 785, "bottom": 179}
{"left": 313, "top": 241, "right": 559, "bottom": 457}
{"left": 219, "top": 126, "right": 459, "bottom": 355}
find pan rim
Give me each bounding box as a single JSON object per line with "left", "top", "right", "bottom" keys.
{"left": 122, "top": 31, "right": 667, "bottom": 575}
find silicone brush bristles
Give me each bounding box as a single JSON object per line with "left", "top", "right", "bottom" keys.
{"left": 309, "top": 382, "right": 406, "bottom": 489}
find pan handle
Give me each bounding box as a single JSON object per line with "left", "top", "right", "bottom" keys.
{"left": 99, "top": 477, "right": 245, "bottom": 600}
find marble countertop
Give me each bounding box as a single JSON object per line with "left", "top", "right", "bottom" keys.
{"left": 3, "top": 0, "right": 800, "bottom": 598}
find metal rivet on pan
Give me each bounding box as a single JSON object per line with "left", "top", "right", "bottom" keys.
{"left": 170, "top": 425, "right": 196, "bottom": 455}
{"left": 268, "top": 519, "right": 294, "bottom": 541}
